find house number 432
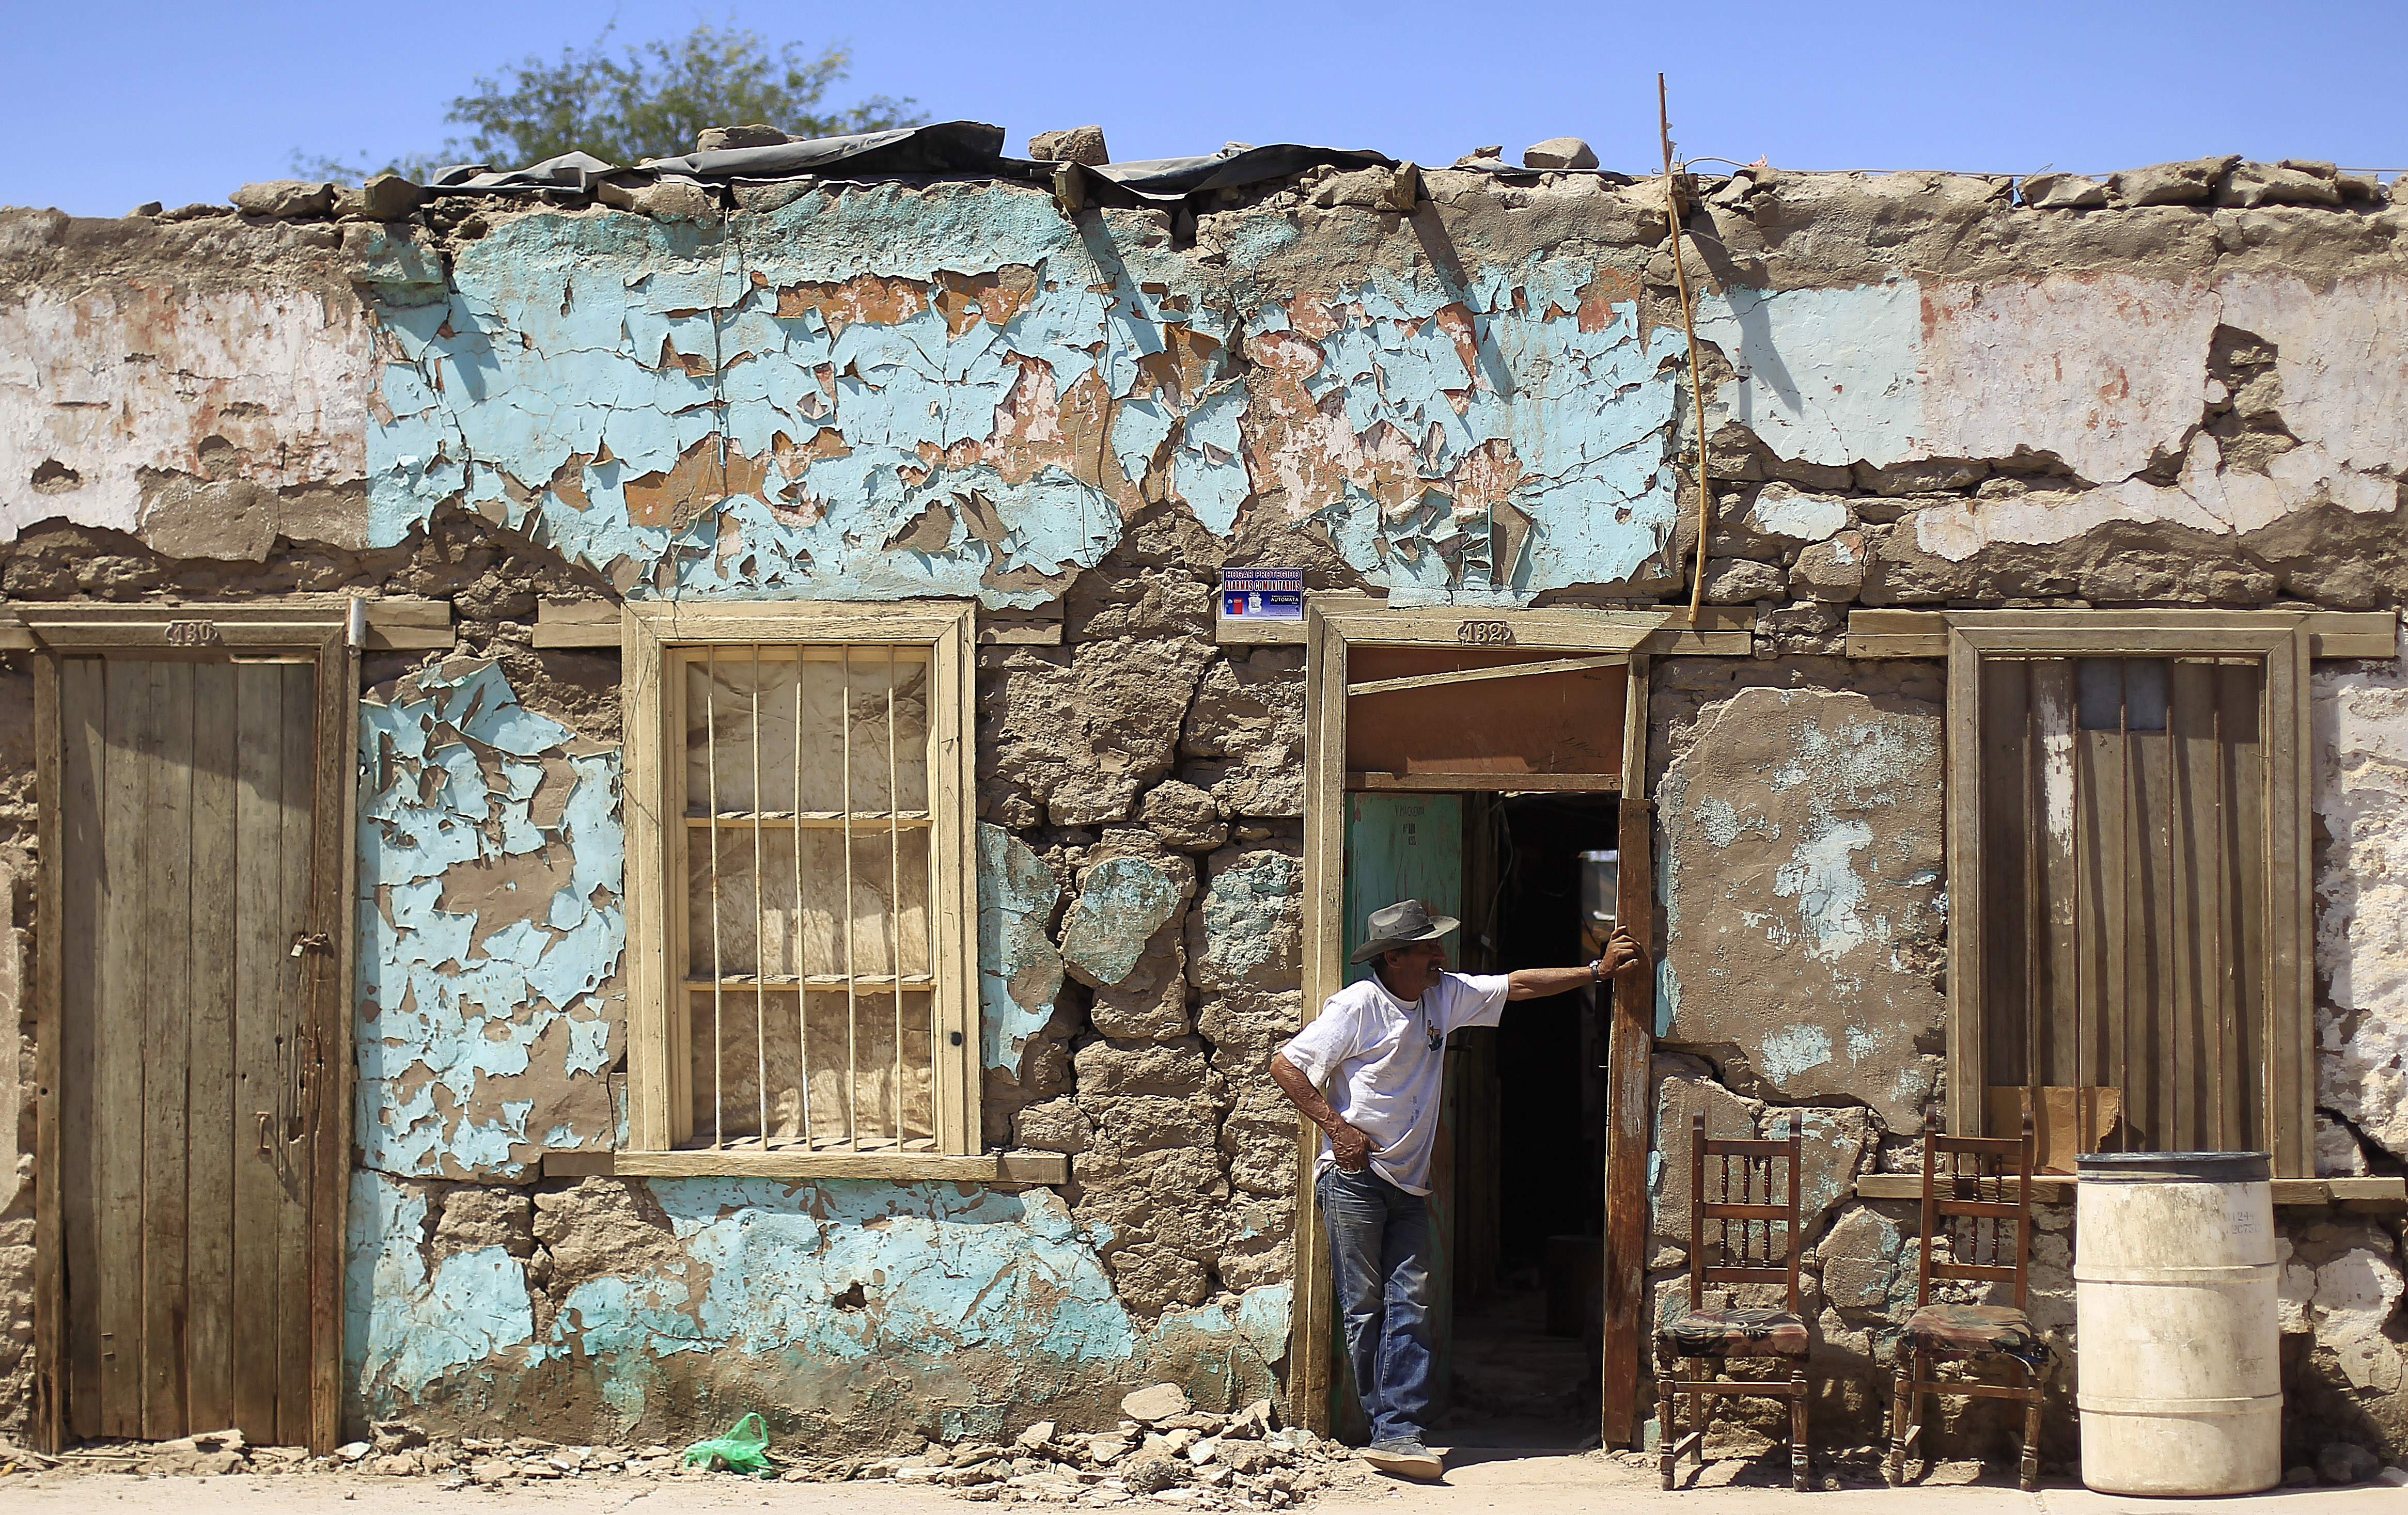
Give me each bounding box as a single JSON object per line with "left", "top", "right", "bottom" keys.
{"left": 1456, "top": 620, "right": 1514, "bottom": 645}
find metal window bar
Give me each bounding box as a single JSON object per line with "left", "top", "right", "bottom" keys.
{"left": 706, "top": 645, "right": 724, "bottom": 1150}
{"left": 793, "top": 656, "right": 810, "bottom": 1144}
{"left": 751, "top": 646, "right": 767, "bottom": 1146}
{"left": 887, "top": 644, "right": 903, "bottom": 1145}
{"left": 841, "top": 643, "right": 858, "bottom": 1149}
{"left": 682, "top": 642, "right": 936, "bottom": 1154}
{"left": 924, "top": 675, "right": 941, "bottom": 1142}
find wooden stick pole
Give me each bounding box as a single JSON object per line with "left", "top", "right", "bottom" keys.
{"left": 1660, "top": 75, "right": 1716, "bottom": 623}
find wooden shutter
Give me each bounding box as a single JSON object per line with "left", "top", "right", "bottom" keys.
{"left": 1945, "top": 614, "right": 2312, "bottom": 1175}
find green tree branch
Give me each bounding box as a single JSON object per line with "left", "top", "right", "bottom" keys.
{"left": 291, "top": 18, "right": 924, "bottom": 181}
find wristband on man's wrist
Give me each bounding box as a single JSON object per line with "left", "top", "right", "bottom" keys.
{"left": 1590, "top": 958, "right": 1603, "bottom": 983}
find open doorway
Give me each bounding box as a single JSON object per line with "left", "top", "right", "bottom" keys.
{"left": 1437, "top": 790, "right": 1621, "bottom": 1450}
{"left": 1296, "top": 609, "right": 1658, "bottom": 1448}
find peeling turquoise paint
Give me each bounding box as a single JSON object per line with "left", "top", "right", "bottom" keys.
{"left": 1196, "top": 852, "right": 1301, "bottom": 985}
{"left": 356, "top": 662, "right": 625, "bottom": 1180}
{"left": 364, "top": 185, "right": 1684, "bottom": 608}
{"left": 367, "top": 198, "right": 1134, "bottom": 605}
{"left": 345, "top": 1167, "right": 1291, "bottom": 1437}
{"left": 1295, "top": 261, "right": 1678, "bottom": 604}
{"left": 346, "top": 1171, "right": 539, "bottom": 1406}
{"left": 1758, "top": 1024, "right": 1835, "bottom": 1084}
{"left": 1695, "top": 281, "right": 1925, "bottom": 470}
{"left": 1060, "top": 857, "right": 1182, "bottom": 986}
{"left": 977, "top": 823, "right": 1062, "bottom": 1075}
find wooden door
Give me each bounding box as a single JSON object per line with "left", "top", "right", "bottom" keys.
{"left": 1975, "top": 655, "right": 2278, "bottom": 1158}
{"left": 53, "top": 657, "right": 327, "bottom": 1445}
{"left": 1297, "top": 608, "right": 1662, "bottom": 1442}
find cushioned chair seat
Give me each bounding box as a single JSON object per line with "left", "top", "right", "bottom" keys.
{"left": 1901, "top": 1303, "right": 2053, "bottom": 1367}
{"left": 1656, "top": 1307, "right": 1811, "bottom": 1359}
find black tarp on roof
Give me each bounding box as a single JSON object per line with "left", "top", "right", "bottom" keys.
{"left": 646, "top": 121, "right": 1014, "bottom": 181}
{"left": 1070, "top": 143, "right": 1395, "bottom": 203}
{"left": 416, "top": 121, "right": 1403, "bottom": 211}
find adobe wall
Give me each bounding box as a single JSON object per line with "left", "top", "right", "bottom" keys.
{"left": 0, "top": 149, "right": 2404, "bottom": 1461}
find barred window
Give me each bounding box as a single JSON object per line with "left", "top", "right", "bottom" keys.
{"left": 620, "top": 602, "right": 983, "bottom": 1178}
{"left": 681, "top": 643, "right": 936, "bottom": 1151}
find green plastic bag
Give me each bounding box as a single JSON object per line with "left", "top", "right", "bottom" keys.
{"left": 682, "top": 1412, "right": 777, "bottom": 1478}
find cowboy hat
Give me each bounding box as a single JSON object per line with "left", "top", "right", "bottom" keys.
{"left": 1348, "top": 898, "right": 1461, "bottom": 962}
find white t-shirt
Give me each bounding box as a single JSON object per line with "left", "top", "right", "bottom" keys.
{"left": 1278, "top": 970, "right": 1512, "bottom": 1196}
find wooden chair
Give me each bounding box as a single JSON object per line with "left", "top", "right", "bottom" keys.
{"left": 1884, "top": 1115, "right": 2052, "bottom": 1491}
{"left": 1655, "top": 1113, "right": 1812, "bottom": 1492}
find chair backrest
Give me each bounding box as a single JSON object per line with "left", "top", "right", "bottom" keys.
{"left": 1685, "top": 1111, "right": 1803, "bottom": 1315}
{"left": 1914, "top": 1113, "right": 2034, "bottom": 1309}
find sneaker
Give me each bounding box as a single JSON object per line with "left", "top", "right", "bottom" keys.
{"left": 1361, "top": 1439, "right": 1444, "bottom": 1481}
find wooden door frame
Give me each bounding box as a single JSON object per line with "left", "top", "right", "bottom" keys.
{"left": 1292, "top": 604, "right": 1695, "bottom": 1446}
{"left": 28, "top": 600, "right": 362, "bottom": 1453}
{"left": 1938, "top": 609, "right": 2315, "bottom": 1175}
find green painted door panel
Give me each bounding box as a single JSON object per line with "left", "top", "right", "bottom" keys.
{"left": 1342, "top": 795, "right": 1464, "bottom": 984}
{"left": 1332, "top": 794, "right": 1464, "bottom": 1437}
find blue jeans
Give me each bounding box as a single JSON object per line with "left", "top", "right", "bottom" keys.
{"left": 1317, "top": 1166, "right": 1434, "bottom": 1446}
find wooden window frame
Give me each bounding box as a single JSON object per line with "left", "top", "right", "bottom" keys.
{"left": 1940, "top": 610, "right": 2316, "bottom": 1176}
{"left": 27, "top": 599, "right": 362, "bottom": 1454}
{"left": 1293, "top": 604, "right": 1694, "bottom": 1446}
{"left": 616, "top": 598, "right": 1039, "bottom": 1181}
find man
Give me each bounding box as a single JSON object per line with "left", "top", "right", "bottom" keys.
{"left": 1269, "top": 897, "right": 1642, "bottom": 1482}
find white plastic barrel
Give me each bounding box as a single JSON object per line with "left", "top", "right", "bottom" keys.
{"left": 2074, "top": 1151, "right": 2280, "bottom": 1495}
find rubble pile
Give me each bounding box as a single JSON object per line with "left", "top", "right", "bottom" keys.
{"left": 847, "top": 1386, "right": 1372, "bottom": 1506}
{"left": 0, "top": 1385, "right": 1374, "bottom": 1508}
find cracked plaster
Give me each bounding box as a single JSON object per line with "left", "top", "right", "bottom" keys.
{"left": 0, "top": 280, "right": 370, "bottom": 547}
{"left": 347, "top": 1167, "right": 1290, "bottom": 1442}
{"left": 360, "top": 186, "right": 1682, "bottom": 606}
{"left": 356, "top": 661, "right": 624, "bottom": 1181}
{"left": 1656, "top": 685, "right": 1945, "bottom": 1131}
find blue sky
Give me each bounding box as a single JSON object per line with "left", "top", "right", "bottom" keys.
{"left": 6, "top": 1, "right": 2405, "bottom": 217}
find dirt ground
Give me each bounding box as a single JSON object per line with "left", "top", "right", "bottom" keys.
{"left": 5, "top": 1450, "right": 2407, "bottom": 1515}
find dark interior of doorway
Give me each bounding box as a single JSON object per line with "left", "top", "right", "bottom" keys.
{"left": 1436, "top": 791, "right": 1619, "bottom": 1451}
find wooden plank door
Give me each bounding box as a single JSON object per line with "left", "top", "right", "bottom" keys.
{"left": 1976, "top": 655, "right": 2274, "bottom": 1159}
{"left": 54, "top": 657, "right": 324, "bottom": 1445}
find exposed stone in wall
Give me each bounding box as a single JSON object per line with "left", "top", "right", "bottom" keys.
{"left": 1062, "top": 503, "right": 1222, "bottom": 642}
{"left": 2285, "top": 1219, "right": 2407, "bottom": 1398}
{"left": 1070, "top": 1036, "right": 1228, "bottom": 1317}
{"left": 1182, "top": 650, "right": 1306, "bottom": 820}
{"left": 1653, "top": 666, "right": 1945, "bottom": 1130}
{"left": 349, "top": 1166, "right": 1288, "bottom": 1447}
{"left": 1187, "top": 845, "right": 1303, "bottom": 995}
{"left": 1139, "top": 780, "right": 1229, "bottom": 852}
{"left": 0, "top": 872, "right": 27, "bottom": 1437}
{"left": 2313, "top": 653, "right": 2408, "bottom": 1170}
{"left": 1062, "top": 841, "right": 1198, "bottom": 1041}
{"left": 980, "top": 639, "right": 1214, "bottom": 827}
